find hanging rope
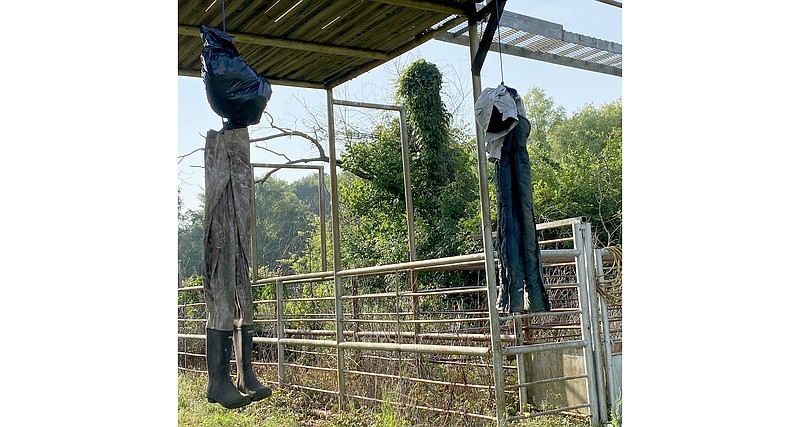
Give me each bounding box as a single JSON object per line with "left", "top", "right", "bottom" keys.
{"left": 494, "top": 0, "right": 505, "bottom": 84}
{"left": 222, "top": 0, "right": 227, "bottom": 33}
{"left": 595, "top": 246, "right": 623, "bottom": 306}
{"left": 220, "top": 0, "right": 228, "bottom": 128}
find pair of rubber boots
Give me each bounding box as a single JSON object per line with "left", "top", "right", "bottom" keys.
{"left": 206, "top": 326, "right": 272, "bottom": 409}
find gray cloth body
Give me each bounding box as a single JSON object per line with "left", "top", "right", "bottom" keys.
{"left": 474, "top": 84, "right": 527, "bottom": 161}
{"left": 203, "top": 128, "right": 255, "bottom": 331}
{"left": 492, "top": 111, "right": 550, "bottom": 314}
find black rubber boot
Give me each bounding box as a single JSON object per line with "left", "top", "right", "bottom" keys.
{"left": 206, "top": 329, "right": 251, "bottom": 409}
{"left": 234, "top": 325, "right": 272, "bottom": 401}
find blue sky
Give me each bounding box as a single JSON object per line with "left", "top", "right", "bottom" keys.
{"left": 178, "top": 0, "right": 622, "bottom": 211}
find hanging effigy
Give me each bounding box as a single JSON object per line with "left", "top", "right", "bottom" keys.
{"left": 475, "top": 84, "right": 550, "bottom": 314}
{"left": 199, "top": 24, "right": 273, "bottom": 409}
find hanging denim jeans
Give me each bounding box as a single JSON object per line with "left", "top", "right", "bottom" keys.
{"left": 494, "top": 116, "right": 550, "bottom": 313}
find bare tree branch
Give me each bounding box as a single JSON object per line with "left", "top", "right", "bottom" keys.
{"left": 253, "top": 144, "right": 293, "bottom": 163}
{"left": 178, "top": 147, "right": 204, "bottom": 164}
{"left": 254, "top": 111, "right": 328, "bottom": 159}
{"left": 250, "top": 131, "right": 309, "bottom": 143}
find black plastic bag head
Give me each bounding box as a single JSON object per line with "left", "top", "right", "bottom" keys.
{"left": 201, "top": 25, "right": 239, "bottom": 54}
{"left": 200, "top": 25, "right": 272, "bottom": 129}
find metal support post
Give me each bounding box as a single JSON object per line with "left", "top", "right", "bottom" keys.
{"left": 582, "top": 223, "right": 608, "bottom": 422}
{"left": 326, "top": 88, "right": 347, "bottom": 408}
{"left": 513, "top": 317, "right": 528, "bottom": 410}
{"left": 399, "top": 105, "right": 421, "bottom": 353}
{"left": 595, "top": 248, "right": 619, "bottom": 414}
{"left": 572, "top": 222, "right": 600, "bottom": 426}
{"left": 276, "top": 279, "right": 286, "bottom": 387}
{"left": 469, "top": 17, "right": 507, "bottom": 427}
{"left": 251, "top": 165, "right": 259, "bottom": 280}
{"left": 398, "top": 106, "right": 416, "bottom": 262}
{"left": 250, "top": 163, "right": 329, "bottom": 273}
{"left": 317, "top": 167, "right": 328, "bottom": 272}
{"left": 330, "top": 99, "right": 416, "bottom": 263}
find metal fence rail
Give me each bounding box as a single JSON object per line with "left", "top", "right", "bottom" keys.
{"left": 178, "top": 217, "right": 621, "bottom": 426}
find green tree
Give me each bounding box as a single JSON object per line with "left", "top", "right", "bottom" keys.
{"left": 178, "top": 176, "right": 318, "bottom": 280}
{"left": 178, "top": 188, "right": 204, "bottom": 279}
{"left": 253, "top": 176, "right": 315, "bottom": 274}
{"left": 397, "top": 59, "right": 480, "bottom": 259}
{"left": 523, "top": 86, "right": 566, "bottom": 149}
{"left": 289, "top": 172, "right": 331, "bottom": 218}
{"left": 525, "top": 91, "right": 622, "bottom": 246}
{"left": 293, "top": 59, "right": 484, "bottom": 301}
{"left": 334, "top": 60, "right": 480, "bottom": 268}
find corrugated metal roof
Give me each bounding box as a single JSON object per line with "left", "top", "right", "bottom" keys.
{"left": 436, "top": 10, "right": 622, "bottom": 76}
{"left": 177, "top": 1, "right": 622, "bottom": 89}
{"left": 178, "top": 0, "right": 479, "bottom": 89}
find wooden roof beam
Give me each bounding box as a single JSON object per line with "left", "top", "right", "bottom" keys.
{"left": 365, "top": 0, "right": 470, "bottom": 15}
{"left": 178, "top": 67, "right": 327, "bottom": 89}
{"left": 178, "top": 25, "right": 389, "bottom": 60}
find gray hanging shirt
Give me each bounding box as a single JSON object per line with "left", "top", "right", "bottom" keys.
{"left": 474, "top": 84, "right": 527, "bottom": 161}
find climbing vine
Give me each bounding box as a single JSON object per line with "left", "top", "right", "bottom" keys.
{"left": 334, "top": 59, "right": 480, "bottom": 291}
{"left": 397, "top": 59, "right": 478, "bottom": 259}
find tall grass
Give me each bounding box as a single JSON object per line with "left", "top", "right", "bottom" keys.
{"left": 179, "top": 371, "right": 596, "bottom": 426}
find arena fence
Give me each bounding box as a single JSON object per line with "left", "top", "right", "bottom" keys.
{"left": 178, "top": 217, "right": 621, "bottom": 426}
